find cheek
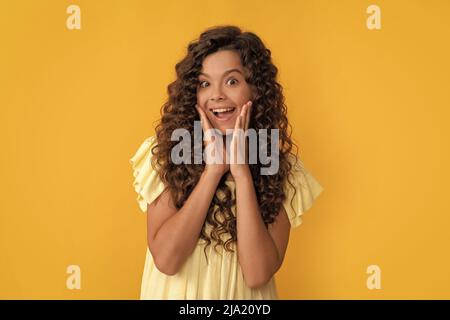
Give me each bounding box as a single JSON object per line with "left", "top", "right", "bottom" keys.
{"left": 233, "top": 86, "right": 253, "bottom": 103}
{"left": 197, "top": 96, "right": 208, "bottom": 110}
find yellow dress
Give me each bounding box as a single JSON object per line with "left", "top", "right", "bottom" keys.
{"left": 130, "top": 135, "right": 324, "bottom": 299}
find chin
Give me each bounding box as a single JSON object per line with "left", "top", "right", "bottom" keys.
{"left": 212, "top": 119, "right": 239, "bottom": 135}
{"left": 215, "top": 126, "right": 234, "bottom": 136}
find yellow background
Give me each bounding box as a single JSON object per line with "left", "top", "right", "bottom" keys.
{"left": 1, "top": 0, "right": 449, "bottom": 299}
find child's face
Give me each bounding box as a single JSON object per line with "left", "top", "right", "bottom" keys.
{"left": 196, "top": 50, "right": 253, "bottom": 135}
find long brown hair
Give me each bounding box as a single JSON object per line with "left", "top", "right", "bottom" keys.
{"left": 151, "top": 25, "right": 299, "bottom": 262}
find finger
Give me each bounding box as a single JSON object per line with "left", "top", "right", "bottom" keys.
{"left": 195, "top": 104, "right": 213, "bottom": 132}
{"left": 195, "top": 104, "right": 206, "bottom": 130}
{"left": 232, "top": 107, "right": 241, "bottom": 133}
{"left": 239, "top": 101, "right": 250, "bottom": 131}
{"left": 195, "top": 104, "right": 205, "bottom": 130}
{"left": 242, "top": 113, "right": 249, "bottom": 164}
{"left": 242, "top": 104, "right": 248, "bottom": 131}
{"left": 231, "top": 114, "right": 241, "bottom": 164}
{"left": 195, "top": 105, "right": 214, "bottom": 148}
{"left": 234, "top": 116, "right": 244, "bottom": 146}
{"left": 245, "top": 101, "right": 252, "bottom": 131}
{"left": 239, "top": 102, "right": 247, "bottom": 118}
{"left": 234, "top": 113, "right": 242, "bottom": 131}
{"left": 243, "top": 103, "right": 249, "bottom": 130}
{"left": 237, "top": 115, "right": 246, "bottom": 163}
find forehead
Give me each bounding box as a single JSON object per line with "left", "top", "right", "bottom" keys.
{"left": 200, "top": 50, "right": 244, "bottom": 75}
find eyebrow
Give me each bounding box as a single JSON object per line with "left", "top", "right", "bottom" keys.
{"left": 199, "top": 68, "right": 243, "bottom": 78}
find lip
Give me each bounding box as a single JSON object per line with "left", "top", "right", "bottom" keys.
{"left": 209, "top": 107, "right": 238, "bottom": 122}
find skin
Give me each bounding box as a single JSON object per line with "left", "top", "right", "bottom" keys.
{"left": 146, "top": 50, "right": 291, "bottom": 289}
{"left": 195, "top": 50, "right": 254, "bottom": 180}
{"left": 196, "top": 50, "right": 253, "bottom": 136}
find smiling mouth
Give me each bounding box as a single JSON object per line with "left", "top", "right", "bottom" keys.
{"left": 210, "top": 107, "right": 237, "bottom": 120}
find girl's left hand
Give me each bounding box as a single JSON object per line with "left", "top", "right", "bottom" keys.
{"left": 229, "top": 100, "right": 253, "bottom": 180}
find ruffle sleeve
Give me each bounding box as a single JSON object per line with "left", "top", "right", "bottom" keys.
{"left": 129, "top": 135, "right": 166, "bottom": 213}
{"left": 282, "top": 155, "right": 324, "bottom": 228}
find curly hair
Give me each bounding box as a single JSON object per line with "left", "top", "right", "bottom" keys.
{"left": 151, "top": 25, "right": 300, "bottom": 263}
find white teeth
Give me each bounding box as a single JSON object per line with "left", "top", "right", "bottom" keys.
{"left": 212, "top": 107, "right": 235, "bottom": 113}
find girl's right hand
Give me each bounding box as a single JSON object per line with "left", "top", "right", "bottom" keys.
{"left": 195, "top": 104, "right": 229, "bottom": 178}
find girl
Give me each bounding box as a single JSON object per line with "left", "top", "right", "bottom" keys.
{"left": 130, "top": 25, "right": 324, "bottom": 299}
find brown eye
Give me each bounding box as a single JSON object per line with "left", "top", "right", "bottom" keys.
{"left": 227, "top": 78, "right": 238, "bottom": 85}
{"left": 199, "top": 81, "right": 209, "bottom": 88}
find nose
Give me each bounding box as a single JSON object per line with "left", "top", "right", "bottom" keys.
{"left": 210, "top": 85, "right": 225, "bottom": 102}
